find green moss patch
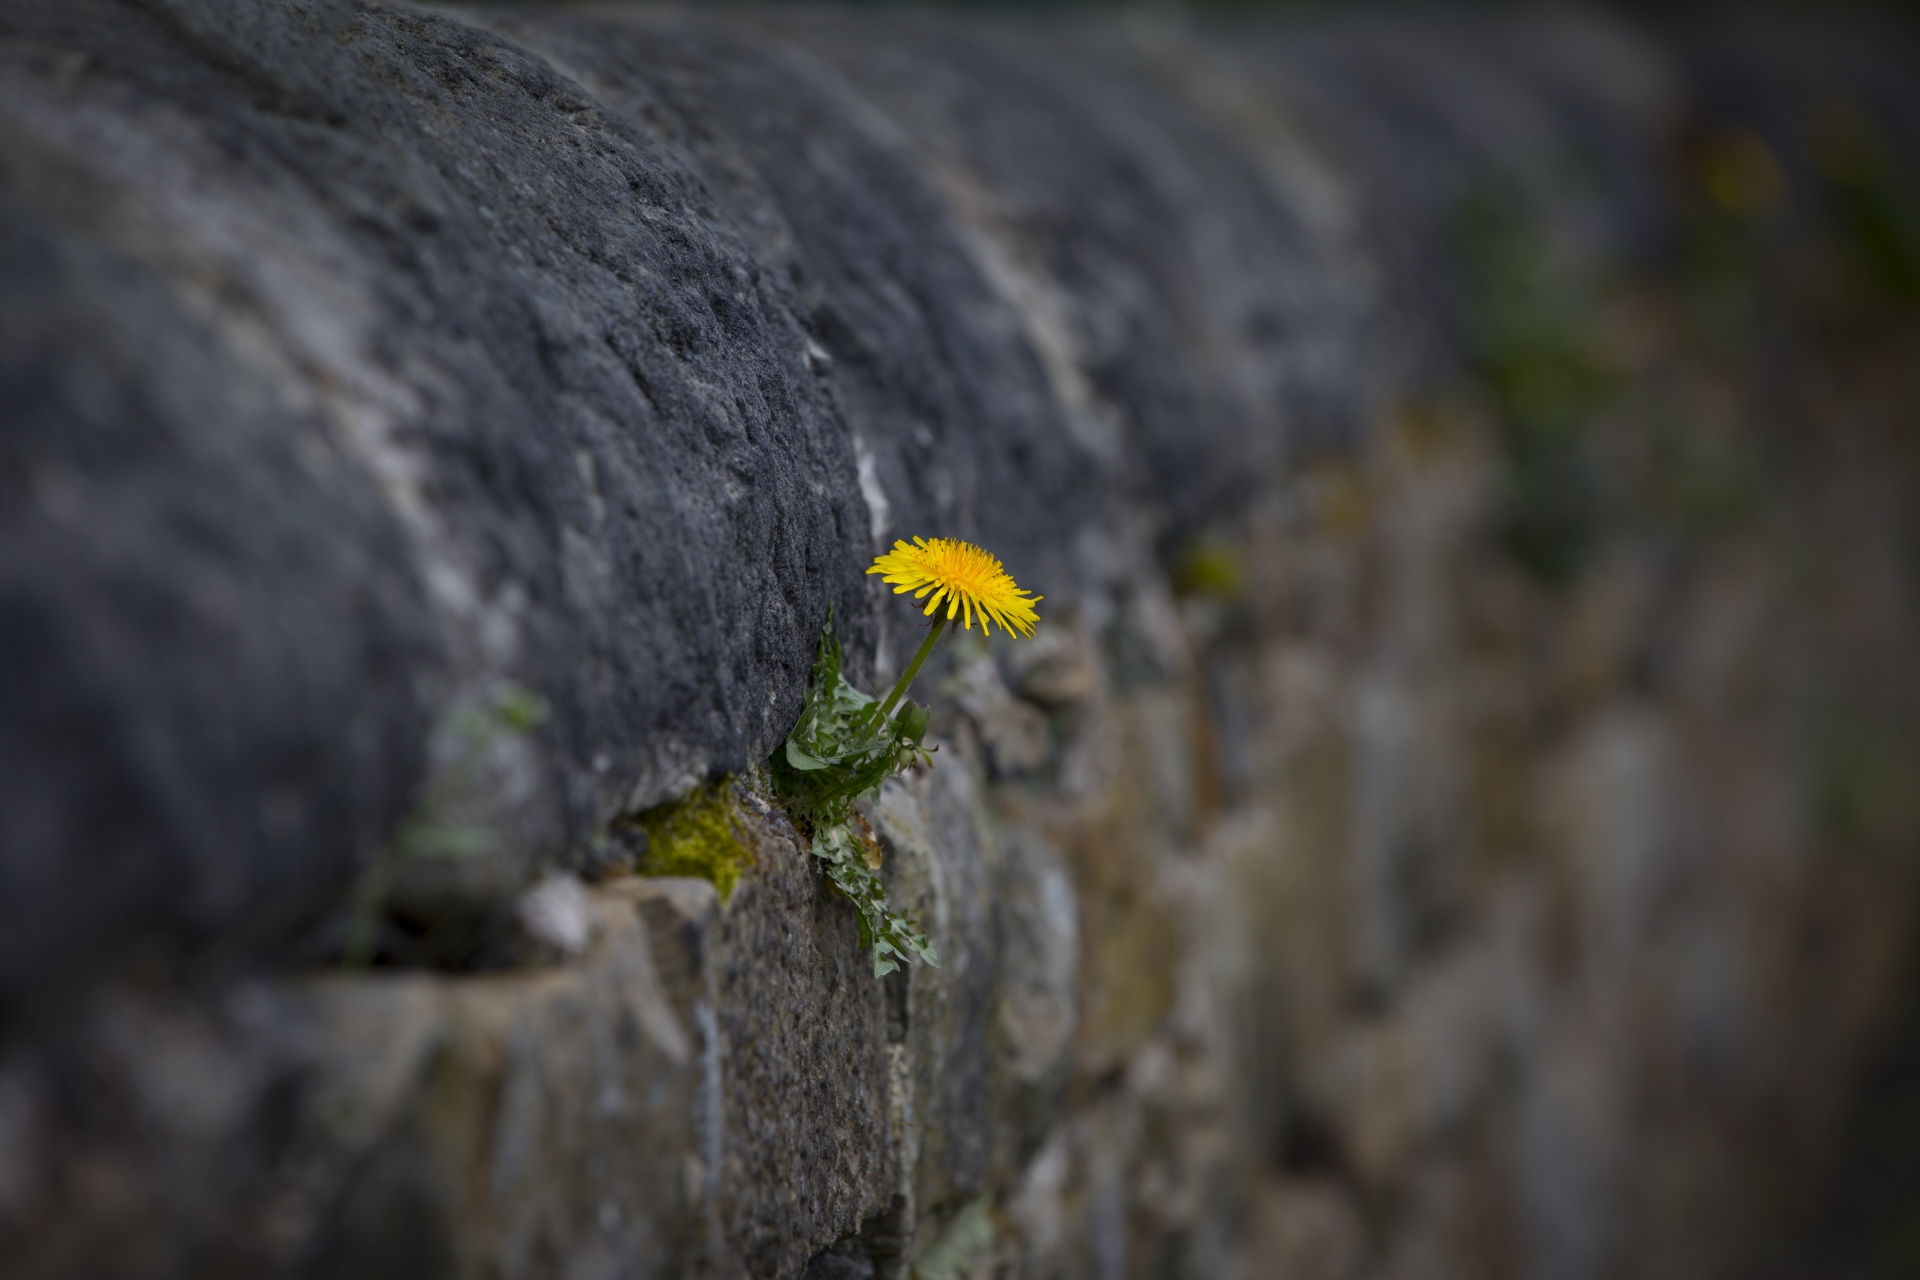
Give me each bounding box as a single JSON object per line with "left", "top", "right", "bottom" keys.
{"left": 635, "top": 782, "right": 753, "bottom": 901}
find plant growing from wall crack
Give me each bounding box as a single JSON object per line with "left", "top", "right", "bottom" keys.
{"left": 772, "top": 537, "right": 1042, "bottom": 977}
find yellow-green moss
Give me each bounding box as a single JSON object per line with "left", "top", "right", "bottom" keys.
{"left": 634, "top": 782, "right": 753, "bottom": 901}
{"left": 1172, "top": 536, "right": 1245, "bottom": 599}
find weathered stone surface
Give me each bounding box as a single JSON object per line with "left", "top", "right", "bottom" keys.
{"left": 0, "top": 0, "right": 880, "bottom": 1015}
{"left": 478, "top": 10, "right": 1103, "bottom": 627}
{"left": 2, "top": 4, "right": 1918, "bottom": 1280}
{"left": 0, "top": 795, "right": 899, "bottom": 1279}
{"left": 763, "top": 10, "right": 1366, "bottom": 536}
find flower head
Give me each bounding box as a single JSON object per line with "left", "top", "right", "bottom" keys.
{"left": 868, "top": 536, "right": 1042, "bottom": 637}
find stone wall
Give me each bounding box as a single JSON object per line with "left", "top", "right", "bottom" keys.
{"left": 2, "top": 3, "right": 1917, "bottom": 1278}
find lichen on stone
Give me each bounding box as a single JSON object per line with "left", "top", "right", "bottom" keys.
{"left": 912, "top": 1198, "right": 999, "bottom": 1280}
{"left": 634, "top": 782, "right": 754, "bottom": 901}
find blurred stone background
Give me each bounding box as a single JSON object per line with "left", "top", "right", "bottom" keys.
{"left": 0, "top": 2, "right": 1916, "bottom": 1277}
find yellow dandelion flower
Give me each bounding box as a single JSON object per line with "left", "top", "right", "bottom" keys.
{"left": 867, "top": 536, "right": 1042, "bottom": 638}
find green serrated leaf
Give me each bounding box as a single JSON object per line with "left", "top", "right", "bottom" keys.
{"left": 785, "top": 740, "right": 830, "bottom": 771}
{"left": 773, "top": 617, "right": 939, "bottom": 978}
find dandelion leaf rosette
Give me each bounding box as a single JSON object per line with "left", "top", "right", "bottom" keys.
{"left": 771, "top": 622, "right": 931, "bottom": 828}
{"left": 771, "top": 621, "right": 938, "bottom": 977}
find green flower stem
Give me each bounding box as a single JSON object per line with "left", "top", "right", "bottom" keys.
{"left": 877, "top": 617, "right": 947, "bottom": 719}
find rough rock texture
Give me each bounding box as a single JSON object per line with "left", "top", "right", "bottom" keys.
{"left": 0, "top": 0, "right": 882, "bottom": 1015}
{"left": 2, "top": 3, "right": 1917, "bottom": 1279}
